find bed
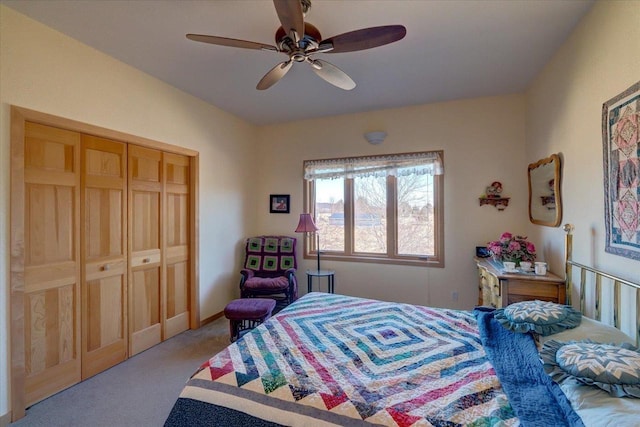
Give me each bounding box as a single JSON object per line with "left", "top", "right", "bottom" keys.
{"left": 165, "top": 225, "right": 640, "bottom": 426}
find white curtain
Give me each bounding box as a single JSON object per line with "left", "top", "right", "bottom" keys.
{"left": 304, "top": 151, "right": 443, "bottom": 181}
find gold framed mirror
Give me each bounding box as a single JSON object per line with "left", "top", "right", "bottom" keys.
{"left": 528, "top": 154, "right": 562, "bottom": 227}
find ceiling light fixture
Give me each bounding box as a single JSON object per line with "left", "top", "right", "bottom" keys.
{"left": 364, "top": 131, "right": 387, "bottom": 145}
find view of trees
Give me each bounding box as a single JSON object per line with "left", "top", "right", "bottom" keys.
{"left": 314, "top": 171, "right": 435, "bottom": 256}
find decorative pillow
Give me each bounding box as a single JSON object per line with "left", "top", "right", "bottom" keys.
{"left": 542, "top": 340, "right": 640, "bottom": 398}
{"left": 537, "top": 316, "right": 635, "bottom": 347}
{"left": 494, "top": 300, "right": 582, "bottom": 336}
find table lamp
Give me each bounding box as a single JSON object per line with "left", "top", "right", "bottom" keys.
{"left": 295, "top": 213, "right": 320, "bottom": 271}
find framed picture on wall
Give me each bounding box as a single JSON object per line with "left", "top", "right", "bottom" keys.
{"left": 270, "top": 194, "right": 290, "bottom": 214}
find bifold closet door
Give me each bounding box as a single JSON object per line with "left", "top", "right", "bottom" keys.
{"left": 81, "top": 135, "right": 128, "bottom": 378}
{"left": 128, "top": 145, "right": 163, "bottom": 356}
{"left": 22, "top": 122, "right": 81, "bottom": 405}
{"left": 164, "top": 153, "right": 190, "bottom": 339}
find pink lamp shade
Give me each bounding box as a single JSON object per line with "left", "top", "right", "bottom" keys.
{"left": 295, "top": 213, "right": 318, "bottom": 233}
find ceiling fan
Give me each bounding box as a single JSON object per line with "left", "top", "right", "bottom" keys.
{"left": 186, "top": 0, "right": 406, "bottom": 91}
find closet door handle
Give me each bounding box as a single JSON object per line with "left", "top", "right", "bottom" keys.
{"left": 142, "top": 257, "right": 151, "bottom": 263}
{"left": 102, "top": 264, "right": 110, "bottom": 271}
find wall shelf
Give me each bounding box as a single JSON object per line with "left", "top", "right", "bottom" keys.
{"left": 479, "top": 196, "right": 510, "bottom": 210}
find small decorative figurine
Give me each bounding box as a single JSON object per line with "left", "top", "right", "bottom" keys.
{"left": 485, "top": 181, "right": 503, "bottom": 198}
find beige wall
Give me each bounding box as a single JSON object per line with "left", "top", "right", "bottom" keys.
{"left": 0, "top": 6, "right": 258, "bottom": 417}
{"left": 256, "top": 94, "right": 529, "bottom": 308}
{"left": 526, "top": 0, "right": 639, "bottom": 282}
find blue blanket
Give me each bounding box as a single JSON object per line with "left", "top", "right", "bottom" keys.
{"left": 474, "top": 308, "right": 584, "bottom": 427}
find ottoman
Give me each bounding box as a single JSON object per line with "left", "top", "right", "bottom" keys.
{"left": 224, "top": 298, "right": 276, "bottom": 342}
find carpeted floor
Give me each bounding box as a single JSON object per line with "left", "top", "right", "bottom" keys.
{"left": 10, "top": 317, "right": 230, "bottom": 427}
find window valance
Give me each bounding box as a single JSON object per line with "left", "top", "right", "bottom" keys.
{"left": 304, "top": 151, "right": 443, "bottom": 181}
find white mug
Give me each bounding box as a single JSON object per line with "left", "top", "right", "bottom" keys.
{"left": 535, "top": 262, "right": 547, "bottom": 275}
{"left": 503, "top": 261, "right": 516, "bottom": 271}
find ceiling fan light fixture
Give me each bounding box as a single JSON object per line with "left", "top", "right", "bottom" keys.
{"left": 187, "top": 0, "right": 406, "bottom": 91}
{"left": 275, "top": 23, "right": 321, "bottom": 47}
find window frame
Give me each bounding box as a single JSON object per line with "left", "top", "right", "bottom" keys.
{"left": 302, "top": 151, "right": 444, "bottom": 268}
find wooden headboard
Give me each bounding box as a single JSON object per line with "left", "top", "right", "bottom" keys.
{"left": 564, "top": 224, "right": 640, "bottom": 345}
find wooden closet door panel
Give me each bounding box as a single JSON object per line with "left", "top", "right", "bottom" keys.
{"left": 81, "top": 135, "right": 128, "bottom": 379}
{"left": 129, "top": 145, "right": 163, "bottom": 355}
{"left": 131, "top": 192, "right": 160, "bottom": 252}
{"left": 86, "top": 276, "right": 124, "bottom": 351}
{"left": 23, "top": 122, "right": 81, "bottom": 406}
{"left": 164, "top": 153, "right": 190, "bottom": 339}
{"left": 25, "top": 185, "right": 75, "bottom": 265}
{"left": 132, "top": 269, "right": 161, "bottom": 327}
{"left": 166, "top": 261, "right": 188, "bottom": 316}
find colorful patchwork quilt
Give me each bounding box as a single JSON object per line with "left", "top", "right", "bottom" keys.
{"left": 166, "top": 293, "right": 520, "bottom": 426}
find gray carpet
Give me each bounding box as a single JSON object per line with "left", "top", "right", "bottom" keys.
{"left": 11, "top": 317, "right": 230, "bottom": 427}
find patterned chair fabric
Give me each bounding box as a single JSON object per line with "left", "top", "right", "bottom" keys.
{"left": 240, "top": 236, "right": 298, "bottom": 307}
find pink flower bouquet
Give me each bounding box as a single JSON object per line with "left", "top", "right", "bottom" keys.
{"left": 487, "top": 232, "right": 536, "bottom": 264}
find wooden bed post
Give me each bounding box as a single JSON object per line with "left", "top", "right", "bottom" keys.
{"left": 563, "top": 224, "right": 574, "bottom": 305}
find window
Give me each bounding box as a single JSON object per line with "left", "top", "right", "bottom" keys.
{"left": 303, "top": 151, "right": 444, "bottom": 267}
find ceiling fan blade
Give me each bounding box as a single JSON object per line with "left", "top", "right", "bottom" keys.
{"left": 257, "top": 61, "right": 293, "bottom": 90}
{"left": 272, "top": 0, "right": 304, "bottom": 41}
{"left": 321, "top": 25, "right": 407, "bottom": 53}
{"left": 309, "top": 59, "right": 356, "bottom": 91}
{"left": 186, "top": 34, "right": 277, "bottom": 51}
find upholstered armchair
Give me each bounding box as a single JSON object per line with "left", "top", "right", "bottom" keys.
{"left": 240, "top": 236, "right": 298, "bottom": 308}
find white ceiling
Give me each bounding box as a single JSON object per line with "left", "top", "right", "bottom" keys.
{"left": 2, "top": 0, "right": 594, "bottom": 126}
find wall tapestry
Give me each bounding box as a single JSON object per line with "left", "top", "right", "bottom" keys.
{"left": 603, "top": 80, "right": 640, "bottom": 260}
